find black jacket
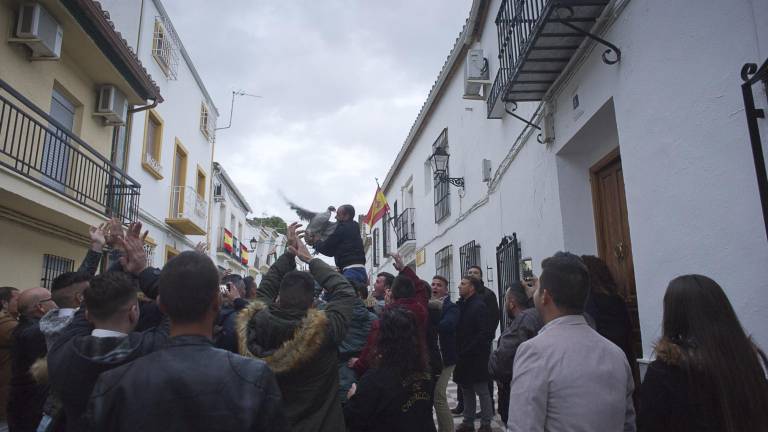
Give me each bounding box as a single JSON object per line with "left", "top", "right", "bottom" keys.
{"left": 85, "top": 335, "right": 287, "bottom": 432}
{"left": 8, "top": 316, "right": 47, "bottom": 431}
{"left": 478, "top": 285, "right": 500, "bottom": 336}
{"left": 436, "top": 297, "right": 459, "bottom": 367}
{"left": 453, "top": 293, "right": 493, "bottom": 385}
{"left": 344, "top": 368, "right": 437, "bottom": 432}
{"left": 314, "top": 220, "right": 366, "bottom": 269}
{"left": 214, "top": 298, "right": 248, "bottom": 353}
{"left": 47, "top": 309, "right": 169, "bottom": 432}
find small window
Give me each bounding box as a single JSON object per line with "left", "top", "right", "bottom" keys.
{"left": 169, "top": 140, "right": 188, "bottom": 217}
{"left": 200, "top": 102, "right": 215, "bottom": 142}
{"left": 40, "top": 254, "right": 74, "bottom": 289}
{"left": 459, "top": 240, "right": 481, "bottom": 277}
{"left": 373, "top": 228, "right": 380, "bottom": 267}
{"left": 435, "top": 245, "right": 453, "bottom": 295}
{"left": 196, "top": 166, "right": 206, "bottom": 199}
{"left": 382, "top": 215, "right": 389, "bottom": 257}
{"left": 142, "top": 110, "right": 164, "bottom": 179}
{"left": 152, "top": 17, "right": 179, "bottom": 79}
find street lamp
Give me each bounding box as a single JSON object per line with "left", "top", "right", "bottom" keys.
{"left": 249, "top": 237, "right": 258, "bottom": 251}
{"left": 429, "top": 147, "right": 465, "bottom": 188}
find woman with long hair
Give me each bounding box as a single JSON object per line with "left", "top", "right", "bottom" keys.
{"left": 638, "top": 275, "right": 768, "bottom": 432}
{"left": 343, "top": 305, "right": 436, "bottom": 432}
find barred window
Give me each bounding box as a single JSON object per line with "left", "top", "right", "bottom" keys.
{"left": 382, "top": 215, "right": 390, "bottom": 257}
{"left": 152, "top": 17, "right": 179, "bottom": 80}
{"left": 373, "top": 228, "right": 380, "bottom": 267}
{"left": 435, "top": 245, "right": 453, "bottom": 294}
{"left": 40, "top": 254, "right": 74, "bottom": 289}
{"left": 459, "top": 240, "right": 481, "bottom": 278}
{"left": 200, "top": 102, "right": 216, "bottom": 143}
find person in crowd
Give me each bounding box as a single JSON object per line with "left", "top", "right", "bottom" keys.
{"left": 431, "top": 275, "right": 458, "bottom": 432}
{"left": 368, "top": 272, "right": 393, "bottom": 315}
{"left": 488, "top": 282, "right": 543, "bottom": 424}
{"left": 454, "top": 276, "right": 494, "bottom": 432}
{"left": 329, "top": 279, "right": 376, "bottom": 404}
{"left": 85, "top": 251, "right": 286, "bottom": 431}
{"left": 47, "top": 225, "right": 169, "bottom": 432}
{"left": 237, "top": 222, "right": 355, "bottom": 432}
{"left": 310, "top": 205, "right": 367, "bottom": 284}
{"left": 458, "top": 266, "right": 499, "bottom": 418}
{"left": 581, "top": 255, "right": 637, "bottom": 382}
{"left": 344, "top": 305, "right": 437, "bottom": 432}
{"left": 508, "top": 252, "right": 635, "bottom": 432}
{"left": 214, "top": 273, "right": 249, "bottom": 353}
{"left": 243, "top": 276, "right": 257, "bottom": 300}
{"left": 638, "top": 275, "right": 768, "bottom": 432}
{"left": 0, "top": 287, "right": 19, "bottom": 432}
{"left": 7, "top": 288, "right": 57, "bottom": 432}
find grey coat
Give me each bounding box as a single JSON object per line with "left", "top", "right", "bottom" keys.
{"left": 488, "top": 308, "right": 543, "bottom": 383}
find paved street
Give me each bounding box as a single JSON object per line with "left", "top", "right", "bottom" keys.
{"left": 439, "top": 381, "right": 506, "bottom": 431}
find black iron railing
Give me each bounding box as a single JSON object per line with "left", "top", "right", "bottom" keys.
{"left": 496, "top": 233, "right": 520, "bottom": 331}
{"left": 741, "top": 59, "right": 768, "bottom": 240}
{"left": 459, "top": 240, "right": 481, "bottom": 275}
{"left": 0, "top": 79, "right": 140, "bottom": 223}
{"left": 394, "top": 208, "right": 416, "bottom": 247}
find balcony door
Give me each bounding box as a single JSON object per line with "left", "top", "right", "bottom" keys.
{"left": 170, "top": 141, "right": 187, "bottom": 218}
{"left": 42, "top": 90, "right": 75, "bottom": 192}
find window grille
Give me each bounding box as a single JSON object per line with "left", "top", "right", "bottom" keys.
{"left": 200, "top": 102, "right": 216, "bottom": 143}
{"left": 459, "top": 240, "right": 481, "bottom": 278}
{"left": 373, "top": 228, "right": 380, "bottom": 267}
{"left": 40, "top": 254, "right": 74, "bottom": 289}
{"left": 382, "top": 215, "right": 390, "bottom": 257}
{"left": 152, "top": 17, "right": 180, "bottom": 80}
{"left": 435, "top": 245, "right": 453, "bottom": 295}
{"left": 144, "top": 244, "right": 156, "bottom": 267}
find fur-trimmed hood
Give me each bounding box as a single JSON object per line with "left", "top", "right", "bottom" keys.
{"left": 654, "top": 337, "right": 687, "bottom": 366}
{"left": 236, "top": 301, "right": 329, "bottom": 375}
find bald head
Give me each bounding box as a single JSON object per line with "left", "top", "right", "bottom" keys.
{"left": 18, "top": 287, "right": 57, "bottom": 318}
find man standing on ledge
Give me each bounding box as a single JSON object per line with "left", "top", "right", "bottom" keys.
{"left": 311, "top": 205, "right": 367, "bottom": 284}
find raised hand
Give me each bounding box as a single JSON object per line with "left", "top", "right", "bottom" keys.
{"left": 105, "top": 217, "right": 125, "bottom": 249}
{"left": 194, "top": 241, "right": 209, "bottom": 254}
{"left": 89, "top": 223, "right": 107, "bottom": 252}
{"left": 390, "top": 253, "right": 405, "bottom": 271}
{"left": 117, "top": 222, "right": 149, "bottom": 275}
{"left": 286, "top": 222, "right": 303, "bottom": 251}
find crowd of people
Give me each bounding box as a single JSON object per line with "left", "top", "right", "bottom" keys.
{"left": 0, "top": 204, "right": 766, "bottom": 432}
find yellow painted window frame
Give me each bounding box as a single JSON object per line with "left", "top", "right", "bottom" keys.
{"left": 196, "top": 164, "right": 207, "bottom": 200}
{"left": 169, "top": 138, "right": 189, "bottom": 215}
{"left": 141, "top": 109, "right": 164, "bottom": 179}
{"left": 164, "top": 244, "right": 180, "bottom": 264}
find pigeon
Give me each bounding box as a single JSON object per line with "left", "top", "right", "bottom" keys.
{"left": 284, "top": 198, "right": 337, "bottom": 245}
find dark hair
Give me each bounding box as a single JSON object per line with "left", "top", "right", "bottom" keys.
{"left": 461, "top": 275, "right": 483, "bottom": 293}
{"left": 83, "top": 272, "right": 137, "bottom": 321}
{"left": 580, "top": 255, "right": 619, "bottom": 297}
{"left": 660, "top": 275, "right": 768, "bottom": 432}
{"left": 243, "top": 276, "right": 256, "bottom": 297}
{"left": 222, "top": 273, "right": 245, "bottom": 292}
{"left": 376, "top": 272, "right": 394, "bottom": 288}
{"left": 469, "top": 265, "right": 483, "bottom": 277}
{"left": 339, "top": 204, "right": 355, "bottom": 219}
{"left": 506, "top": 281, "right": 528, "bottom": 307}
{"left": 52, "top": 271, "right": 91, "bottom": 292}
{"left": 0, "top": 287, "right": 18, "bottom": 307}
{"left": 391, "top": 275, "right": 414, "bottom": 300}
{"left": 539, "top": 251, "right": 589, "bottom": 313}
{"left": 159, "top": 251, "right": 219, "bottom": 323}
{"left": 350, "top": 279, "right": 368, "bottom": 300}
{"left": 373, "top": 305, "right": 427, "bottom": 378}
{"left": 279, "top": 271, "right": 315, "bottom": 310}
{"left": 432, "top": 275, "right": 448, "bottom": 288}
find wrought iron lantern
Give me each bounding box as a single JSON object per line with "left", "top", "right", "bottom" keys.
{"left": 249, "top": 237, "right": 258, "bottom": 251}
{"left": 429, "top": 147, "right": 465, "bottom": 188}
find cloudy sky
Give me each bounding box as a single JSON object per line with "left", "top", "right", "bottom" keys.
{"left": 163, "top": 0, "right": 473, "bottom": 224}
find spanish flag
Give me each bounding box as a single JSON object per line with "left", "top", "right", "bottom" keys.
{"left": 241, "top": 244, "right": 249, "bottom": 265}
{"left": 223, "top": 229, "right": 233, "bottom": 253}
{"left": 363, "top": 186, "right": 389, "bottom": 228}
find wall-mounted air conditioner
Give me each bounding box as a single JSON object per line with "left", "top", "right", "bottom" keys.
{"left": 464, "top": 49, "right": 490, "bottom": 100}
{"left": 95, "top": 85, "right": 128, "bottom": 125}
{"left": 14, "top": 3, "right": 63, "bottom": 59}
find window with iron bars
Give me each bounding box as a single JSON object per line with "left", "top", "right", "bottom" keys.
{"left": 373, "top": 228, "right": 380, "bottom": 267}
{"left": 40, "top": 254, "right": 74, "bottom": 289}
{"left": 382, "top": 215, "right": 390, "bottom": 257}
{"left": 144, "top": 244, "right": 156, "bottom": 267}
{"left": 200, "top": 102, "right": 216, "bottom": 143}
{"left": 152, "top": 17, "right": 180, "bottom": 80}
{"left": 435, "top": 245, "right": 453, "bottom": 295}
{"left": 459, "top": 240, "right": 481, "bottom": 279}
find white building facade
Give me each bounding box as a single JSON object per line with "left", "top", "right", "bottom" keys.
{"left": 99, "top": 0, "right": 219, "bottom": 266}
{"left": 245, "top": 220, "right": 288, "bottom": 281}
{"left": 209, "top": 162, "right": 254, "bottom": 277}
{"left": 368, "top": 0, "right": 768, "bottom": 372}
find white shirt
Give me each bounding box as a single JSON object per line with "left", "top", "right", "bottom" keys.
{"left": 507, "top": 314, "right": 636, "bottom": 432}
{"left": 91, "top": 329, "right": 128, "bottom": 338}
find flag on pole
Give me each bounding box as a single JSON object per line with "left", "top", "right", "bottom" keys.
{"left": 363, "top": 186, "right": 390, "bottom": 228}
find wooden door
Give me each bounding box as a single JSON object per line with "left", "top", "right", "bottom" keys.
{"left": 591, "top": 149, "right": 642, "bottom": 358}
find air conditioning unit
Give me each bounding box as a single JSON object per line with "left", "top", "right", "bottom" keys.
{"left": 464, "top": 49, "right": 490, "bottom": 99}
{"left": 15, "top": 3, "right": 63, "bottom": 59}
{"left": 95, "top": 85, "right": 128, "bottom": 125}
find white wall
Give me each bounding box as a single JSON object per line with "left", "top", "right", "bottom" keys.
{"left": 372, "top": 0, "right": 768, "bottom": 358}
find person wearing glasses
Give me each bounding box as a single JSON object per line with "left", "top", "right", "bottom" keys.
{"left": 7, "top": 288, "right": 58, "bottom": 432}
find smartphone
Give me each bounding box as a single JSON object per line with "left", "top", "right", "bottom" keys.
{"left": 219, "top": 284, "right": 229, "bottom": 295}
{"left": 521, "top": 257, "right": 533, "bottom": 281}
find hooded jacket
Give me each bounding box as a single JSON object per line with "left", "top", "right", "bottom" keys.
{"left": 237, "top": 252, "right": 356, "bottom": 432}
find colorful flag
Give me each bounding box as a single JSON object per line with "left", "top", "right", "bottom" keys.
{"left": 363, "top": 186, "right": 390, "bottom": 228}
{"left": 223, "top": 229, "right": 233, "bottom": 253}
{"left": 241, "top": 244, "right": 249, "bottom": 265}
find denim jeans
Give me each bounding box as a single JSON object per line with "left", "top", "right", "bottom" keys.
{"left": 342, "top": 267, "right": 367, "bottom": 285}
{"left": 434, "top": 365, "right": 455, "bottom": 432}
{"left": 461, "top": 381, "right": 493, "bottom": 426}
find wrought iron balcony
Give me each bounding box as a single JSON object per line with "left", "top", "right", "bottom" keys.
{"left": 0, "top": 79, "right": 140, "bottom": 223}
{"left": 394, "top": 208, "right": 416, "bottom": 248}
{"left": 167, "top": 185, "right": 207, "bottom": 235}
{"left": 487, "top": 0, "right": 616, "bottom": 119}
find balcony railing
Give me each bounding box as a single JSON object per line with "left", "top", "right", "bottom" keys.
{"left": 168, "top": 185, "right": 207, "bottom": 234}
{"left": 0, "top": 79, "right": 140, "bottom": 223}
{"left": 487, "top": 0, "right": 612, "bottom": 119}
{"left": 394, "top": 208, "right": 416, "bottom": 247}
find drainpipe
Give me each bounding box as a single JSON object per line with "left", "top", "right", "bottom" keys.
{"left": 128, "top": 98, "right": 158, "bottom": 114}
